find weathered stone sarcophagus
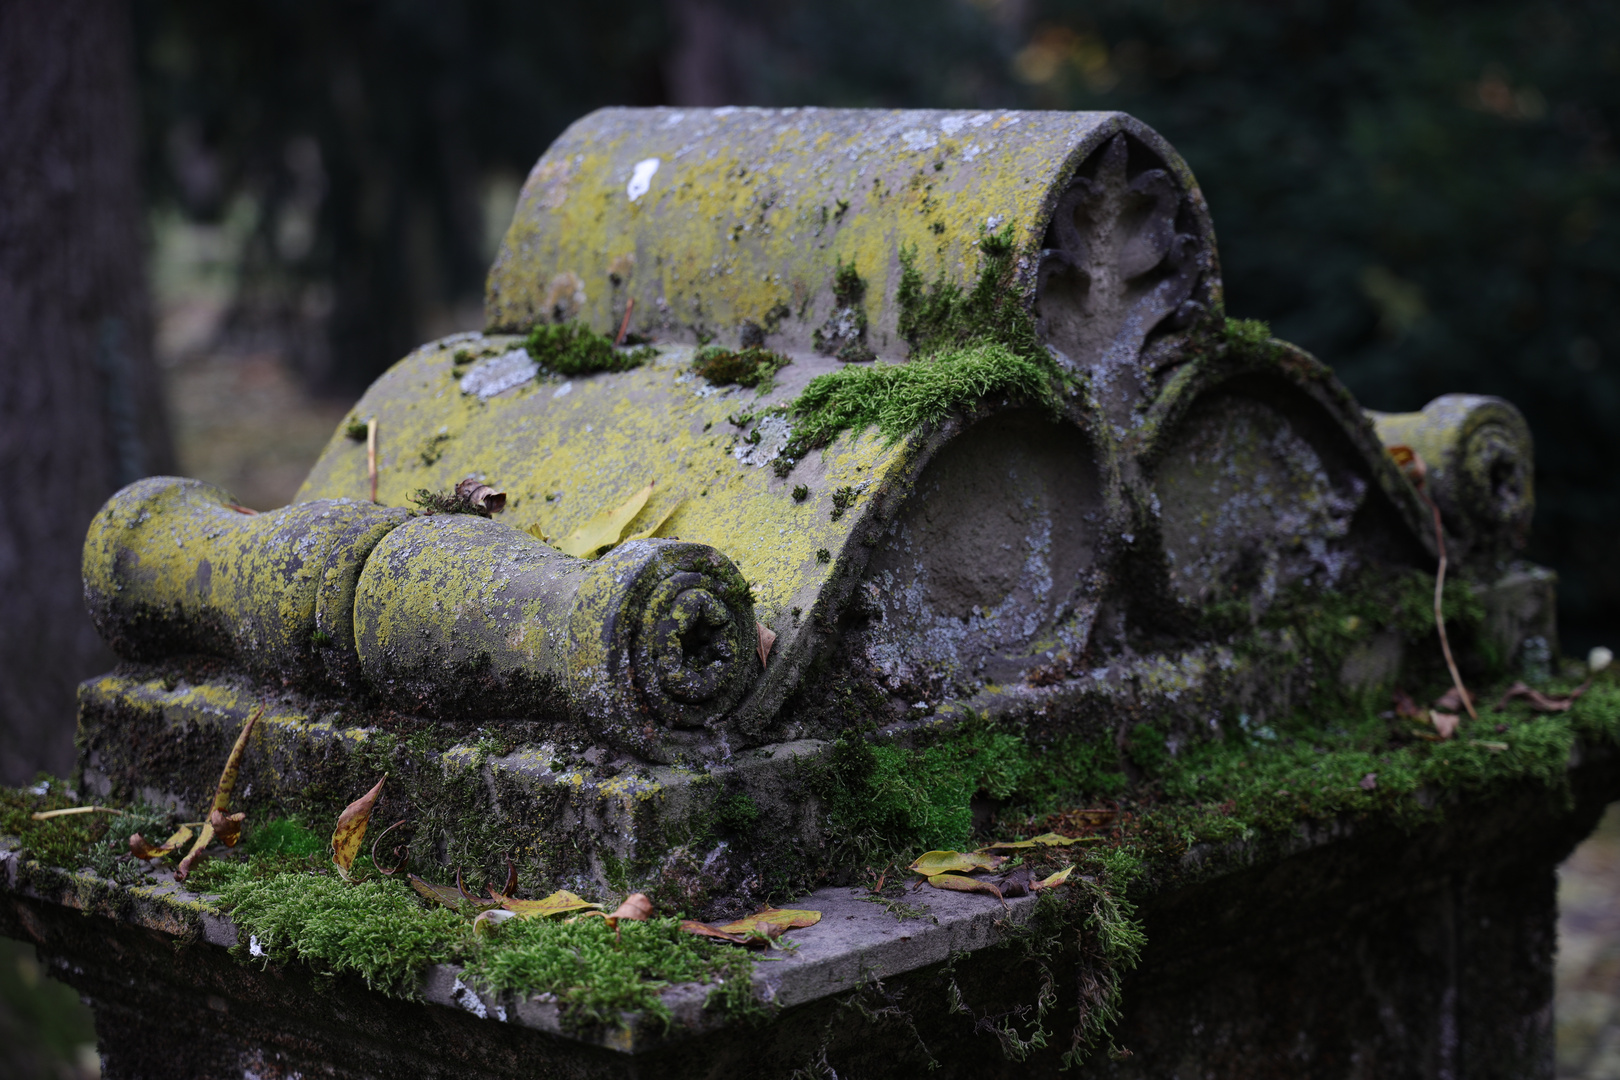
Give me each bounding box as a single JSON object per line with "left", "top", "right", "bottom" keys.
{"left": 8, "top": 108, "right": 1608, "bottom": 1079}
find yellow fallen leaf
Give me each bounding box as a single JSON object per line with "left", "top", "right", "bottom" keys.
{"left": 174, "top": 820, "right": 216, "bottom": 882}
{"left": 554, "top": 483, "right": 654, "bottom": 558}
{"left": 908, "top": 850, "right": 1007, "bottom": 876}
{"left": 500, "top": 889, "right": 603, "bottom": 919}
{"left": 213, "top": 706, "right": 262, "bottom": 813}
{"left": 30, "top": 806, "right": 121, "bottom": 820}
{"left": 129, "top": 824, "right": 194, "bottom": 859}
{"left": 332, "top": 775, "right": 386, "bottom": 879}
{"left": 978, "top": 832, "right": 1097, "bottom": 852}
{"left": 1034, "top": 865, "right": 1075, "bottom": 890}
{"left": 715, "top": 908, "right": 821, "bottom": 935}
{"left": 624, "top": 497, "right": 685, "bottom": 542}
{"left": 925, "top": 872, "right": 1006, "bottom": 906}
{"left": 524, "top": 522, "right": 550, "bottom": 543}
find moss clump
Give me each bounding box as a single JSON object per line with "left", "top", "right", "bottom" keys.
{"left": 525, "top": 323, "right": 655, "bottom": 376}
{"left": 896, "top": 228, "right": 1040, "bottom": 362}
{"left": 0, "top": 779, "right": 171, "bottom": 884}
{"left": 1223, "top": 316, "right": 1272, "bottom": 348}
{"left": 464, "top": 916, "right": 753, "bottom": 1028}
{"left": 782, "top": 343, "right": 1060, "bottom": 464}
{"left": 777, "top": 229, "right": 1062, "bottom": 472}
{"left": 692, "top": 345, "right": 791, "bottom": 390}
{"left": 812, "top": 258, "right": 875, "bottom": 362}
{"left": 218, "top": 870, "right": 468, "bottom": 995}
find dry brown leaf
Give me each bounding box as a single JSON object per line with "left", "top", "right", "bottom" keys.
{"left": 408, "top": 874, "right": 469, "bottom": 910}
{"left": 500, "top": 889, "right": 602, "bottom": 919}
{"left": 554, "top": 483, "right": 654, "bottom": 558}
{"left": 332, "top": 775, "right": 386, "bottom": 879}
{"left": 212, "top": 707, "right": 262, "bottom": 814}
{"left": 908, "top": 850, "right": 1006, "bottom": 876}
{"left": 1433, "top": 686, "right": 1474, "bottom": 712}
{"left": 174, "top": 820, "right": 216, "bottom": 882}
{"left": 679, "top": 919, "right": 752, "bottom": 945}
{"left": 209, "top": 807, "right": 247, "bottom": 848}
{"left": 130, "top": 825, "right": 194, "bottom": 859}
{"left": 624, "top": 497, "right": 685, "bottom": 543}
{"left": 29, "top": 806, "right": 119, "bottom": 820}
{"left": 924, "top": 872, "right": 1006, "bottom": 907}
{"left": 756, "top": 621, "right": 777, "bottom": 670}
{"left": 1386, "top": 444, "right": 1428, "bottom": 488}
{"left": 715, "top": 908, "right": 821, "bottom": 935}
{"left": 1494, "top": 680, "right": 1587, "bottom": 713}
{"left": 608, "top": 892, "right": 654, "bottom": 923}
{"left": 1430, "top": 711, "right": 1461, "bottom": 740}
{"left": 1393, "top": 688, "right": 1427, "bottom": 719}
{"left": 1359, "top": 773, "right": 1378, "bottom": 791}
{"left": 454, "top": 477, "right": 506, "bottom": 514}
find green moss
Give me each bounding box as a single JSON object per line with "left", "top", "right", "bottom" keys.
{"left": 1223, "top": 316, "right": 1272, "bottom": 348}
{"left": 777, "top": 231, "right": 1062, "bottom": 471}
{"left": 692, "top": 345, "right": 791, "bottom": 391}
{"left": 525, "top": 322, "right": 655, "bottom": 375}
{"left": 896, "top": 228, "right": 1040, "bottom": 363}
{"left": 0, "top": 779, "right": 171, "bottom": 884}
{"left": 715, "top": 793, "right": 762, "bottom": 833}
{"left": 464, "top": 916, "right": 753, "bottom": 1029}
{"left": 783, "top": 343, "right": 1059, "bottom": 462}
{"left": 218, "top": 869, "right": 468, "bottom": 995}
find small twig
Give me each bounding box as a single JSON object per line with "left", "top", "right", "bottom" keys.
{"left": 1420, "top": 481, "right": 1477, "bottom": 722}
{"left": 614, "top": 297, "right": 635, "bottom": 346}
{"left": 366, "top": 418, "right": 379, "bottom": 503}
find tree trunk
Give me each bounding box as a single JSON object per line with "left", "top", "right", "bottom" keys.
{"left": 0, "top": 0, "right": 174, "bottom": 784}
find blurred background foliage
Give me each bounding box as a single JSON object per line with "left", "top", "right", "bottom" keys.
{"left": 134, "top": 0, "right": 1616, "bottom": 639}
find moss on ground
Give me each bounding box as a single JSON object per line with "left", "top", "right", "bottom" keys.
{"left": 691, "top": 345, "right": 791, "bottom": 390}
{"left": 524, "top": 322, "right": 655, "bottom": 376}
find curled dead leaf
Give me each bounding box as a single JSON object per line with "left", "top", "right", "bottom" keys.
{"left": 213, "top": 707, "right": 262, "bottom": 814}
{"left": 1430, "top": 711, "right": 1461, "bottom": 740}
{"left": 1386, "top": 444, "right": 1427, "bottom": 489}
{"left": 908, "top": 850, "right": 1007, "bottom": 876}
{"left": 454, "top": 477, "right": 506, "bottom": 515}
{"left": 924, "top": 872, "right": 1006, "bottom": 908}
{"left": 1494, "top": 680, "right": 1587, "bottom": 713}
{"left": 756, "top": 621, "right": 777, "bottom": 669}
{"left": 680, "top": 919, "right": 752, "bottom": 945}
{"left": 408, "top": 874, "right": 474, "bottom": 911}
{"left": 332, "top": 775, "right": 386, "bottom": 879}
{"left": 208, "top": 807, "right": 247, "bottom": 848}
{"left": 175, "top": 820, "right": 216, "bottom": 882}
{"left": 609, "top": 892, "right": 654, "bottom": 923}
{"left": 1393, "top": 688, "right": 1426, "bottom": 719}
{"left": 1433, "top": 686, "right": 1474, "bottom": 713}
{"left": 130, "top": 824, "right": 194, "bottom": 860}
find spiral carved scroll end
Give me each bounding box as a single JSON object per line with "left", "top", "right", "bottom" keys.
{"left": 572, "top": 539, "right": 758, "bottom": 763}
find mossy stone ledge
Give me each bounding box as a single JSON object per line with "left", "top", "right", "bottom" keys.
{"left": 34, "top": 106, "right": 1610, "bottom": 1077}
